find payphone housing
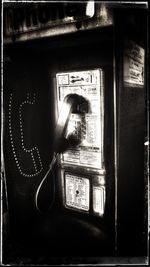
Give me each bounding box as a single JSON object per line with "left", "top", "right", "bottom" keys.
{"left": 55, "top": 69, "right": 106, "bottom": 217}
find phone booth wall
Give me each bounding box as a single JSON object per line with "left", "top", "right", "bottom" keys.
{"left": 2, "top": 2, "right": 148, "bottom": 264}
{"left": 114, "top": 6, "right": 148, "bottom": 256}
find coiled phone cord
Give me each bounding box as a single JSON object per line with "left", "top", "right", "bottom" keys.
{"left": 35, "top": 152, "right": 58, "bottom": 213}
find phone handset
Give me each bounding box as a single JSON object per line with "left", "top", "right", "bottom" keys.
{"left": 35, "top": 94, "right": 89, "bottom": 213}
{"left": 54, "top": 94, "right": 89, "bottom": 152}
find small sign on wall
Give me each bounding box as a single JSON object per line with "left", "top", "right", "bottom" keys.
{"left": 123, "top": 40, "right": 145, "bottom": 87}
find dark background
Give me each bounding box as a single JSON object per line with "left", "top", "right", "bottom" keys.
{"left": 2, "top": 2, "right": 148, "bottom": 265}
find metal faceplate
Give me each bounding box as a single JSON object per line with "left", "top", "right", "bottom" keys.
{"left": 65, "top": 173, "right": 90, "bottom": 211}
{"left": 56, "top": 69, "right": 104, "bottom": 170}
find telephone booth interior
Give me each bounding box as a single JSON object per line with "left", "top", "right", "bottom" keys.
{"left": 2, "top": 2, "right": 148, "bottom": 265}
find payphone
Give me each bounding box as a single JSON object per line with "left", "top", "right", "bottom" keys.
{"left": 55, "top": 69, "right": 106, "bottom": 217}
{"left": 36, "top": 69, "right": 106, "bottom": 217}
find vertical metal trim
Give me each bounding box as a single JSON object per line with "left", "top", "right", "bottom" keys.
{"left": 100, "top": 69, "right": 105, "bottom": 169}
{"left": 1, "top": 1, "right": 4, "bottom": 265}
{"left": 113, "top": 24, "right": 118, "bottom": 254}
{"left": 145, "top": 4, "right": 150, "bottom": 259}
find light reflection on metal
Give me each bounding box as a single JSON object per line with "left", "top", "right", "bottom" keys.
{"left": 86, "top": 1, "right": 95, "bottom": 18}
{"left": 93, "top": 186, "right": 105, "bottom": 216}
{"left": 99, "top": 3, "right": 108, "bottom": 21}
{"left": 97, "top": 175, "right": 105, "bottom": 186}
